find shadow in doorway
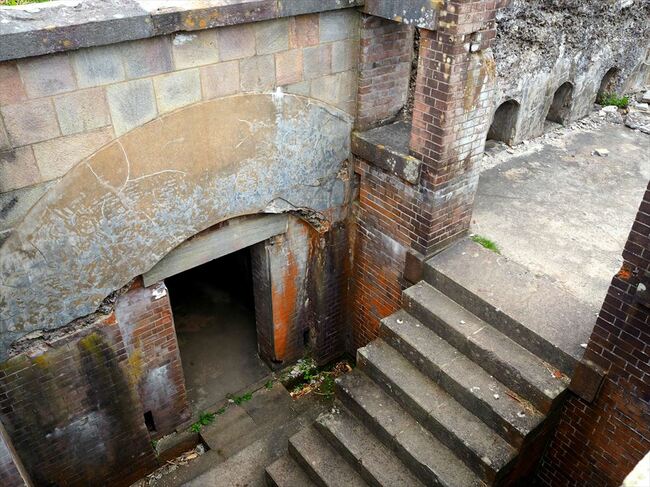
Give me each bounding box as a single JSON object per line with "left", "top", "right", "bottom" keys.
{"left": 166, "top": 248, "right": 270, "bottom": 413}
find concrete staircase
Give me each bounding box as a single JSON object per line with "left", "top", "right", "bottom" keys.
{"left": 266, "top": 239, "right": 582, "bottom": 486}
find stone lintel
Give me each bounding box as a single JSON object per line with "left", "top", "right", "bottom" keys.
{"left": 351, "top": 121, "right": 422, "bottom": 185}
{"left": 0, "top": 0, "right": 364, "bottom": 62}
{"left": 360, "top": 0, "right": 438, "bottom": 30}
{"left": 568, "top": 358, "right": 607, "bottom": 403}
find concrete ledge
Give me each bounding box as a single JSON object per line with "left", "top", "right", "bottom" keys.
{"left": 361, "top": 0, "right": 438, "bottom": 29}
{"left": 0, "top": 0, "right": 363, "bottom": 62}
{"left": 351, "top": 121, "right": 422, "bottom": 184}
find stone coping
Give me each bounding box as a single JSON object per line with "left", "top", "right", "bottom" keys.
{"left": 0, "top": 0, "right": 363, "bottom": 62}
{"left": 351, "top": 120, "right": 422, "bottom": 184}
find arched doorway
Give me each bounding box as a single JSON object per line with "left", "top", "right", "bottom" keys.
{"left": 546, "top": 82, "right": 574, "bottom": 125}
{"left": 597, "top": 67, "right": 619, "bottom": 102}
{"left": 487, "top": 99, "right": 520, "bottom": 146}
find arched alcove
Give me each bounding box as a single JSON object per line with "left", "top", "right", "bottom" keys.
{"left": 487, "top": 99, "right": 520, "bottom": 146}
{"left": 546, "top": 82, "right": 574, "bottom": 125}
{"left": 0, "top": 93, "right": 352, "bottom": 354}
{"left": 597, "top": 67, "right": 619, "bottom": 100}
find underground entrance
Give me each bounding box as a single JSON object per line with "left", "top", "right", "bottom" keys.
{"left": 166, "top": 247, "right": 270, "bottom": 413}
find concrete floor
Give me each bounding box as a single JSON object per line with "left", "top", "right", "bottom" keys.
{"left": 473, "top": 121, "right": 650, "bottom": 312}
{"left": 167, "top": 251, "right": 270, "bottom": 414}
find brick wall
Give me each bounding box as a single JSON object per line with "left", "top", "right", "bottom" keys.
{"left": 536, "top": 182, "right": 650, "bottom": 485}
{"left": 0, "top": 314, "right": 157, "bottom": 486}
{"left": 356, "top": 14, "right": 414, "bottom": 130}
{"left": 0, "top": 10, "right": 360, "bottom": 246}
{"left": 114, "top": 279, "right": 190, "bottom": 439}
{"left": 351, "top": 2, "right": 499, "bottom": 346}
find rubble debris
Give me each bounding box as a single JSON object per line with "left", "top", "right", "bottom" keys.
{"left": 593, "top": 148, "right": 610, "bottom": 157}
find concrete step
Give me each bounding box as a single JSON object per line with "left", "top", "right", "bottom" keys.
{"left": 336, "top": 370, "right": 485, "bottom": 487}
{"left": 315, "top": 406, "right": 423, "bottom": 487}
{"left": 381, "top": 309, "right": 545, "bottom": 448}
{"left": 357, "top": 340, "right": 516, "bottom": 483}
{"left": 265, "top": 454, "right": 317, "bottom": 487}
{"left": 288, "top": 425, "right": 368, "bottom": 487}
{"left": 403, "top": 281, "right": 569, "bottom": 414}
{"left": 424, "top": 238, "right": 595, "bottom": 375}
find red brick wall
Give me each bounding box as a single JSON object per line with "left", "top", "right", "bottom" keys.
{"left": 536, "top": 183, "right": 650, "bottom": 485}
{"left": 0, "top": 314, "right": 158, "bottom": 486}
{"left": 114, "top": 279, "right": 190, "bottom": 438}
{"left": 357, "top": 14, "right": 414, "bottom": 130}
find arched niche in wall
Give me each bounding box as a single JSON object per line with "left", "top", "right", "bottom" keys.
{"left": 546, "top": 82, "right": 574, "bottom": 125}
{"left": 0, "top": 93, "right": 352, "bottom": 357}
{"left": 597, "top": 67, "right": 619, "bottom": 100}
{"left": 487, "top": 99, "right": 520, "bottom": 146}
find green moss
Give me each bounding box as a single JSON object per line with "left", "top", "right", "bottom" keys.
{"left": 471, "top": 235, "right": 500, "bottom": 254}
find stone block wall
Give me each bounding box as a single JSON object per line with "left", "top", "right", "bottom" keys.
{"left": 114, "top": 280, "right": 190, "bottom": 439}
{"left": 0, "top": 9, "right": 360, "bottom": 246}
{"left": 536, "top": 182, "right": 650, "bottom": 485}
{"left": 0, "top": 314, "right": 158, "bottom": 487}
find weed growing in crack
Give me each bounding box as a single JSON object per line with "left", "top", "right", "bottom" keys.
{"left": 597, "top": 92, "right": 629, "bottom": 109}
{"left": 189, "top": 412, "right": 215, "bottom": 433}
{"left": 231, "top": 392, "right": 253, "bottom": 405}
{"left": 471, "top": 234, "right": 501, "bottom": 253}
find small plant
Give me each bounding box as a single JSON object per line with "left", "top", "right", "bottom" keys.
{"left": 319, "top": 374, "right": 336, "bottom": 399}
{"left": 189, "top": 411, "right": 215, "bottom": 433}
{"left": 232, "top": 392, "right": 253, "bottom": 405}
{"left": 471, "top": 235, "right": 500, "bottom": 254}
{"left": 265, "top": 379, "right": 274, "bottom": 390}
{"left": 597, "top": 92, "right": 629, "bottom": 109}
{"left": 1, "top": 0, "right": 50, "bottom": 5}
{"left": 216, "top": 407, "right": 226, "bottom": 415}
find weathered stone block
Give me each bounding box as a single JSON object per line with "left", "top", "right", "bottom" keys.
{"left": 303, "top": 44, "right": 332, "bottom": 80}
{"left": 319, "top": 10, "right": 358, "bottom": 43}
{"left": 1, "top": 99, "right": 60, "bottom": 146}
{"left": 255, "top": 19, "right": 289, "bottom": 55}
{"left": 154, "top": 69, "right": 202, "bottom": 113}
{"left": 217, "top": 24, "right": 255, "bottom": 61}
{"left": 106, "top": 78, "right": 157, "bottom": 136}
{"left": 54, "top": 87, "right": 111, "bottom": 135}
{"left": 331, "top": 39, "right": 357, "bottom": 73}
{"left": 276, "top": 49, "right": 303, "bottom": 86}
{"left": 284, "top": 80, "right": 310, "bottom": 96}
{"left": 172, "top": 30, "right": 219, "bottom": 69}
{"left": 122, "top": 36, "right": 173, "bottom": 79}
{"left": 18, "top": 53, "right": 76, "bottom": 97}
{"left": 0, "top": 62, "right": 26, "bottom": 106}
{"left": 0, "top": 146, "right": 40, "bottom": 192}
{"left": 240, "top": 55, "right": 276, "bottom": 92}
{"left": 289, "top": 14, "right": 320, "bottom": 49}
{"left": 310, "top": 73, "right": 340, "bottom": 107}
{"left": 0, "top": 120, "right": 9, "bottom": 151}
{"left": 32, "top": 127, "right": 113, "bottom": 181}
{"left": 71, "top": 45, "right": 126, "bottom": 88}
{"left": 200, "top": 61, "right": 240, "bottom": 99}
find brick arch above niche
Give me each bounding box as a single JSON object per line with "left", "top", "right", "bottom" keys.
{"left": 0, "top": 93, "right": 352, "bottom": 357}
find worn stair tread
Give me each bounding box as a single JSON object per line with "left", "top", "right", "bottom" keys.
{"left": 403, "top": 281, "right": 568, "bottom": 413}
{"left": 358, "top": 339, "right": 517, "bottom": 478}
{"left": 382, "top": 309, "right": 545, "bottom": 445}
{"left": 289, "top": 425, "right": 368, "bottom": 487}
{"left": 424, "top": 238, "right": 595, "bottom": 374}
{"left": 316, "top": 406, "right": 423, "bottom": 487}
{"left": 266, "top": 454, "right": 317, "bottom": 487}
{"left": 336, "top": 370, "right": 484, "bottom": 487}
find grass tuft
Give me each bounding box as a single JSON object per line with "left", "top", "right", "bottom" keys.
{"left": 597, "top": 92, "right": 629, "bottom": 109}
{"left": 471, "top": 235, "right": 500, "bottom": 253}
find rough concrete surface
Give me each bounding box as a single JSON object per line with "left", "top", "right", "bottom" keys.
{"left": 473, "top": 121, "right": 650, "bottom": 311}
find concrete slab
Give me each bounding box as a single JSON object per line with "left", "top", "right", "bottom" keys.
{"left": 472, "top": 123, "right": 650, "bottom": 311}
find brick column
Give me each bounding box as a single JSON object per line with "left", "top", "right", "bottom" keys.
{"left": 409, "top": 0, "right": 498, "bottom": 254}
{"left": 356, "top": 14, "right": 414, "bottom": 130}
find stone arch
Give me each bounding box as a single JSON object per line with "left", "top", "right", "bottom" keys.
{"left": 487, "top": 99, "right": 520, "bottom": 146}
{"left": 546, "top": 81, "right": 574, "bottom": 125}
{"left": 597, "top": 67, "right": 619, "bottom": 100}
{"left": 0, "top": 93, "right": 352, "bottom": 355}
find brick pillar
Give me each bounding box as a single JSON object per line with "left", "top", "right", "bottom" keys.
{"left": 409, "top": 1, "right": 498, "bottom": 254}
{"left": 356, "top": 14, "right": 414, "bottom": 130}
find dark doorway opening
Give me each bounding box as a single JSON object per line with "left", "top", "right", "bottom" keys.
{"left": 598, "top": 67, "right": 619, "bottom": 101}
{"left": 487, "top": 99, "right": 520, "bottom": 146}
{"left": 546, "top": 82, "right": 573, "bottom": 125}
{"left": 166, "top": 248, "right": 269, "bottom": 413}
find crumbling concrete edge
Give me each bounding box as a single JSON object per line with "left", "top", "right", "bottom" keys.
{"left": 0, "top": 0, "right": 363, "bottom": 62}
